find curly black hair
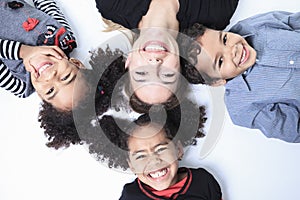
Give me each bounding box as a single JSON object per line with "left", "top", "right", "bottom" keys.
{"left": 38, "top": 43, "right": 209, "bottom": 159}
{"left": 178, "top": 23, "right": 212, "bottom": 84}
{"left": 38, "top": 46, "right": 127, "bottom": 149}
{"left": 81, "top": 97, "right": 207, "bottom": 170}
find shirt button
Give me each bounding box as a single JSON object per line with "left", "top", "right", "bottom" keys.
{"left": 289, "top": 60, "right": 294, "bottom": 65}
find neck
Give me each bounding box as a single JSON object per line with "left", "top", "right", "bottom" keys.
{"left": 138, "top": 0, "right": 179, "bottom": 32}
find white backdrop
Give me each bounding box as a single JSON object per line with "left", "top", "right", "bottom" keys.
{"left": 1, "top": 0, "right": 300, "bottom": 199}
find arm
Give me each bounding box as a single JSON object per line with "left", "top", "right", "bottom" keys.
{"left": 0, "top": 61, "right": 27, "bottom": 98}
{"left": 287, "top": 12, "right": 300, "bottom": 30}
{"left": 1, "top": 38, "right": 67, "bottom": 74}
{"left": 0, "top": 39, "right": 21, "bottom": 60}
{"left": 230, "top": 11, "right": 300, "bottom": 34}
{"left": 32, "top": 0, "right": 77, "bottom": 54}
{"left": 263, "top": 11, "right": 300, "bottom": 31}
{"left": 253, "top": 102, "right": 300, "bottom": 143}
{"left": 0, "top": 39, "right": 65, "bottom": 61}
{"left": 95, "top": 0, "right": 152, "bottom": 29}
{"left": 19, "top": 44, "right": 67, "bottom": 73}
{"left": 32, "top": 0, "right": 74, "bottom": 34}
{"left": 204, "top": 170, "right": 222, "bottom": 200}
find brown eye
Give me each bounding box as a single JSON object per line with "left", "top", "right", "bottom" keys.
{"left": 46, "top": 87, "right": 54, "bottom": 95}
{"left": 135, "top": 71, "right": 147, "bottom": 76}
{"left": 136, "top": 154, "right": 146, "bottom": 160}
{"left": 162, "top": 73, "right": 175, "bottom": 78}
{"left": 61, "top": 73, "right": 70, "bottom": 81}
{"left": 223, "top": 34, "right": 227, "bottom": 45}
{"left": 156, "top": 147, "right": 167, "bottom": 154}
{"left": 218, "top": 57, "right": 224, "bottom": 68}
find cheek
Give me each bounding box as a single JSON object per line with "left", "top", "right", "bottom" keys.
{"left": 249, "top": 48, "right": 257, "bottom": 65}
{"left": 128, "top": 54, "right": 146, "bottom": 69}
{"left": 30, "top": 76, "right": 42, "bottom": 93}
{"left": 167, "top": 56, "right": 180, "bottom": 71}
{"left": 221, "top": 63, "right": 238, "bottom": 78}
{"left": 130, "top": 159, "right": 148, "bottom": 173}
{"left": 160, "top": 151, "right": 178, "bottom": 164}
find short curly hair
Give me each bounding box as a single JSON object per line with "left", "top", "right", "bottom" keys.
{"left": 178, "top": 23, "right": 220, "bottom": 85}
{"left": 82, "top": 97, "right": 207, "bottom": 170}
{"left": 38, "top": 46, "right": 127, "bottom": 149}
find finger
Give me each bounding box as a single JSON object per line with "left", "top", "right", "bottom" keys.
{"left": 47, "top": 46, "right": 67, "bottom": 59}
{"left": 24, "top": 60, "right": 36, "bottom": 73}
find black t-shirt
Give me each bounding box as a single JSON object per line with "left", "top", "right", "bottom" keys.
{"left": 96, "top": 0, "right": 239, "bottom": 31}
{"left": 119, "top": 168, "right": 222, "bottom": 200}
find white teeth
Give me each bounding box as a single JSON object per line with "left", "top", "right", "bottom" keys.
{"left": 149, "top": 168, "right": 167, "bottom": 178}
{"left": 38, "top": 64, "right": 52, "bottom": 75}
{"left": 240, "top": 49, "right": 246, "bottom": 64}
{"left": 145, "top": 44, "right": 166, "bottom": 51}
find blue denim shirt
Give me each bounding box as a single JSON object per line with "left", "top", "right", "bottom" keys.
{"left": 225, "top": 11, "right": 300, "bottom": 142}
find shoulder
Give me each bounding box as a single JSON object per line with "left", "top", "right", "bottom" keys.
{"left": 178, "top": 0, "right": 239, "bottom": 30}
{"left": 190, "top": 168, "right": 219, "bottom": 184}
{"left": 96, "top": 0, "right": 151, "bottom": 12}
{"left": 120, "top": 179, "right": 142, "bottom": 200}
{"left": 187, "top": 168, "right": 222, "bottom": 198}
{"left": 190, "top": 168, "right": 212, "bottom": 176}
{"left": 230, "top": 11, "right": 294, "bottom": 34}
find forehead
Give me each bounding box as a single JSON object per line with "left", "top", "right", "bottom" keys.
{"left": 50, "top": 84, "right": 74, "bottom": 110}
{"left": 128, "top": 124, "right": 167, "bottom": 146}
{"left": 196, "top": 28, "right": 220, "bottom": 44}
{"left": 134, "top": 84, "right": 173, "bottom": 104}
{"left": 50, "top": 71, "right": 88, "bottom": 111}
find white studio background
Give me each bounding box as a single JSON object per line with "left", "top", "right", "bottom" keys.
{"left": 1, "top": 0, "right": 300, "bottom": 199}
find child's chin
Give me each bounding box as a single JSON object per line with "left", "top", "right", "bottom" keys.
{"left": 152, "top": 184, "right": 169, "bottom": 191}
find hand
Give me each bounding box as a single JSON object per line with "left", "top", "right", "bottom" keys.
{"left": 19, "top": 44, "right": 67, "bottom": 72}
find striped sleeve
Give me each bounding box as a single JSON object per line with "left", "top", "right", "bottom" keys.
{"left": 0, "top": 39, "right": 22, "bottom": 60}
{"left": 32, "top": 0, "right": 74, "bottom": 35}
{"left": 0, "top": 61, "right": 27, "bottom": 98}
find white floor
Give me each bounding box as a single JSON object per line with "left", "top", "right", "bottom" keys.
{"left": 1, "top": 0, "right": 300, "bottom": 199}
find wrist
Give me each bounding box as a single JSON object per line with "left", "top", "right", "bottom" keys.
{"left": 19, "top": 44, "right": 27, "bottom": 59}
{"left": 14, "top": 41, "right": 22, "bottom": 60}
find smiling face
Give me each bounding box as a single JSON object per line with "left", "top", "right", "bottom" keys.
{"left": 127, "top": 123, "right": 183, "bottom": 191}
{"left": 28, "top": 55, "right": 85, "bottom": 111}
{"left": 195, "top": 29, "right": 257, "bottom": 85}
{"left": 126, "top": 28, "right": 180, "bottom": 104}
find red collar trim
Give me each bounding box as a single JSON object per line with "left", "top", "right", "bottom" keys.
{"left": 138, "top": 167, "right": 192, "bottom": 199}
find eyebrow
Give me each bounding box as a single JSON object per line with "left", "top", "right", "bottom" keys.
{"left": 161, "top": 80, "right": 175, "bottom": 84}
{"left": 47, "top": 74, "right": 77, "bottom": 101}
{"left": 132, "top": 74, "right": 176, "bottom": 84}
{"left": 130, "top": 141, "right": 169, "bottom": 157}
{"left": 131, "top": 149, "right": 146, "bottom": 157}
{"left": 132, "top": 78, "right": 174, "bottom": 84}
{"left": 152, "top": 141, "right": 169, "bottom": 150}
{"left": 132, "top": 71, "right": 146, "bottom": 82}
{"left": 212, "top": 31, "right": 223, "bottom": 70}
{"left": 132, "top": 77, "right": 146, "bottom": 82}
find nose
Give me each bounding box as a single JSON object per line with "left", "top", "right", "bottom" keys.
{"left": 148, "top": 57, "right": 163, "bottom": 65}
{"left": 44, "top": 69, "right": 57, "bottom": 81}
{"left": 148, "top": 153, "right": 162, "bottom": 164}
{"left": 144, "top": 52, "right": 165, "bottom": 65}
{"left": 226, "top": 44, "right": 237, "bottom": 57}
{"left": 224, "top": 44, "right": 237, "bottom": 59}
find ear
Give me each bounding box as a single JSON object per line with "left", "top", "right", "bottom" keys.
{"left": 69, "top": 58, "right": 86, "bottom": 69}
{"left": 176, "top": 140, "right": 184, "bottom": 160}
{"left": 125, "top": 53, "right": 132, "bottom": 69}
{"left": 210, "top": 79, "right": 226, "bottom": 87}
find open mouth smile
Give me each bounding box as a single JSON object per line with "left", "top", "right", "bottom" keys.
{"left": 34, "top": 62, "right": 53, "bottom": 77}
{"left": 239, "top": 45, "right": 249, "bottom": 66}
{"left": 147, "top": 167, "right": 169, "bottom": 181}
{"left": 143, "top": 41, "right": 169, "bottom": 53}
